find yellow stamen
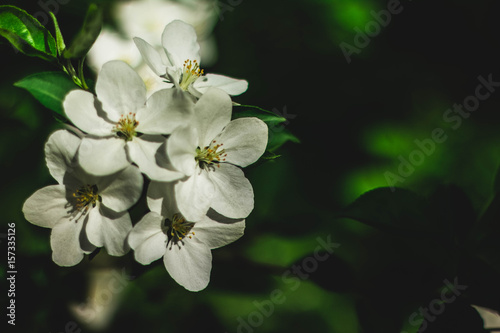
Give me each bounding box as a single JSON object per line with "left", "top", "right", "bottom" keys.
{"left": 73, "top": 184, "right": 101, "bottom": 212}
{"left": 168, "top": 214, "right": 195, "bottom": 245}
{"left": 195, "top": 140, "right": 227, "bottom": 170}
{"left": 113, "top": 112, "right": 139, "bottom": 141}
{"left": 179, "top": 59, "right": 204, "bottom": 91}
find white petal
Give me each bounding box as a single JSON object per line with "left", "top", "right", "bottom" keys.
{"left": 64, "top": 90, "right": 115, "bottom": 135}
{"left": 193, "top": 88, "right": 232, "bottom": 146}
{"left": 22, "top": 185, "right": 71, "bottom": 228}
{"left": 165, "top": 66, "right": 182, "bottom": 88}
{"left": 216, "top": 117, "right": 268, "bottom": 167}
{"left": 161, "top": 20, "right": 200, "bottom": 68}
{"left": 136, "top": 88, "right": 194, "bottom": 135}
{"left": 471, "top": 305, "right": 500, "bottom": 328}
{"left": 87, "top": 28, "right": 143, "bottom": 72}
{"left": 208, "top": 163, "right": 254, "bottom": 219}
{"left": 78, "top": 137, "right": 129, "bottom": 176}
{"left": 97, "top": 164, "right": 144, "bottom": 212}
{"left": 50, "top": 215, "right": 88, "bottom": 266}
{"left": 147, "top": 181, "right": 178, "bottom": 217}
{"left": 193, "top": 74, "right": 248, "bottom": 96}
{"left": 167, "top": 126, "right": 198, "bottom": 176}
{"left": 95, "top": 60, "right": 147, "bottom": 120}
{"left": 163, "top": 237, "right": 212, "bottom": 292}
{"left": 128, "top": 212, "right": 168, "bottom": 265}
{"left": 45, "top": 130, "right": 81, "bottom": 184}
{"left": 127, "top": 136, "right": 183, "bottom": 182}
{"left": 175, "top": 171, "right": 214, "bottom": 221}
{"left": 133, "top": 37, "right": 167, "bottom": 76}
{"left": 194, "top": 216, "right": 245, "bottom": 250}
{"left": 86, "top": 206, "right": 132, "bottom": 256}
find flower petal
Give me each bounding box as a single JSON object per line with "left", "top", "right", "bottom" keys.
{"left": 193, "top": 73, "right": 248, "bottom": 96}
{"left": 216, "top": 117, "right": 268, "bottom": 167}
{"left": 167, "top": 126, "right": 198, "bottom": 176}
{"left": 64, "top": 90, "right": 115, "bottom": 136}
{"left": 161, "top": 20, "right": 200, "bottom": 68}
{"left": 175, "top": 170, "right": 214, "bottom": 221}
{"left": 136, "top": 88, "right": 194, "bottom": 135}
{"left": 147, "top": 181, "right": 178, "bottom": 217}
{"left": 22, "top": 185, "right": 71, "bottom": 228}
{"left": 45, "top": 130, "right": 81, "bottom": 184}
{"left": 207, "top": 163, "right": 254, "bottom": 219}
{"left": 98, "top": 164, "right": 144, "bottom": 212}
{"left": 95, "top": 60, "right": 147, "bottom": 120}
{"left": 87, "top": 28, "right": 143, "bottom": 72}
{"left": 78, "top": 137, "right": 129, "bottom": 176}
{"left": 86, "top": 206, "right": 132, "bottom": 256}
{"left": 163, "top": 237, "right": 212, "bottom": 291}
{"left": 127, "top": 136, "right": 184, "bottom": 182}
{"left": 193, "top": 87, "right": 232, "bottom": 146}
{"left": 133, "top": 37, "right": 167, "bottom": 76}
{"left": 50, "top": 215, "right": 88, "bottom": 266}
{"left": 128, "top": 212, "right": 168, "bottom": 265}
{"left": 194, "top": 216, "right": 245, "bottom": 250}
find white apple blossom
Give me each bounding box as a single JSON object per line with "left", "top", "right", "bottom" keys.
{"left": 63, "top": 60, "right": 193, "bottom": 180}
{"left": 86, "top": 0, "right": 219, "bottom": 95}
{"left": 22, "top": 130, "right": 143, "bottom": 266}
{"left": 166, "top": 88, "right": 268, "bottom": 221}
{"left": 128, "top": 181, "right": 245, "bottom": 291}
{"left": 134, "top": 20, "right": 248, "bottom": 98}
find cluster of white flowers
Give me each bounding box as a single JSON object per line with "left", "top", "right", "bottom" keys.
{"left": 22, "top": 20, "right": 268, "bottom": 292}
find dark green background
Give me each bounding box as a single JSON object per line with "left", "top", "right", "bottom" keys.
{"left": 1, "top": 0, "right": 500, "bottom": 332}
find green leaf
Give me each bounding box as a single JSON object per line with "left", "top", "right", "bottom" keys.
{"left": 338, "top": 187, "right": 432, "bottom": 236}
{"left": 233, "top": 104, "right": 300, "bottom": 152}
{"left": 49, "top": 12, "right": 65, "bottom": 57}
{"left": 232, "top": 104, "right": 287, "bottom": 125}
{"left": 267, "top": 127, "right": 300, "bottom": 152}
{"left": 63, "top": 3, "right": 102, "bottom": 59}
{"left": 0, "top": 5, "right": 57, "bottom": 61}
{"left": 14, "top": 71, "right": 79, "bottom": 116}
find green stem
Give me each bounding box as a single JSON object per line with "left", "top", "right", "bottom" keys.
{"left": 77, "top": 57, "right": 89, "bottom": 90}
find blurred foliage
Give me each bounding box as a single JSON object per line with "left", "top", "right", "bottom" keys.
{"left": 2, "top": 0, "right": 500, "bottom": 332}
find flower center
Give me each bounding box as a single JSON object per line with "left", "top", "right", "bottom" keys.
{"left": 179, "top": 59, "right": 204, "bottom": 91}
{"left": 73, "top": 184, "right": 101, "bottom": 212}
{"left": 195, "top": 140, "right": 227, "bottom": 170}
{"left": 113, "top": 112, "right": 139, "bottom": 141}
{"left": 165, "top": 214, "right": 195, "bottom": 246}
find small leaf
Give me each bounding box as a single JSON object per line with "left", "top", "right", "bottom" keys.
{"left": 261, "top": 150, "right": 281, "bottom": 160}
{"left": 232, "top": 104, "right": 287, "bottom": 125}
{"left": 267, "top": 127, "right": 300, "bottom": 152}
{"left": 49, "top": 12, "right": 65, "bottom": 57}
{"left": 338, "top": 187, "right": 432, "bottom": 236}
{"left": 14, "top": 71, "right": 79, "bottom": 116}
{"left": 0, "top": 5, "right": 57, "bottom": 61}
{"left": 63, "top": 3, "right": 102, "bottom": 59}
{"left": 233, "top": 104, "right": 300, "bottom": 152}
